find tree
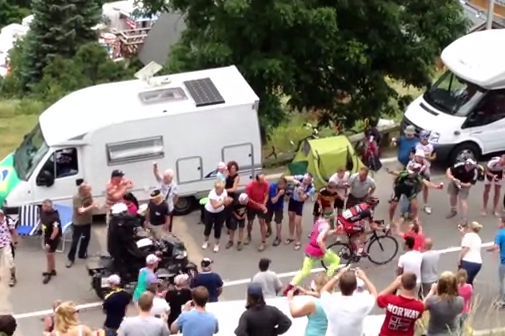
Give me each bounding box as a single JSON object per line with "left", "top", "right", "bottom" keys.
{"left": 141, "top": 0, "right": 468, "bottom": 132}
{"left": 32, "top": 42, "right": 136, "bottom": 103}
{"left": 17, "top": 0, "right": 102, "bottom": 91}
{"left": 0, "top": 1, "right": 25, "bottom": 28}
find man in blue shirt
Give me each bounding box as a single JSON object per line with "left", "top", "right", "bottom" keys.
{"left": 394, "top": 125, "right": 418, "bottom": 167}
{"left": 191, "top": 258, "right": 223, "bottom": 302}
{"left": 170, "top": 286, "right": 219, "bottom": 336}
{"left": 266, "top": 177, "right": 287, "bottom": 247}
{"left": 487, "top": 217, "right": 505, "bottom": 307}
{"left": 286, "top": 174, "right": 315, "bottom": 250}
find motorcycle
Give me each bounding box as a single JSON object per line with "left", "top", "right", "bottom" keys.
{"left": 86, "top": 228, "right": 197, "bottom": 300}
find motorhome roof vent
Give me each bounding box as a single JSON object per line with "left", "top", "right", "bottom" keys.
{"left": 183, "top": 78, "right": 225, "bottom": 107}
{"left": 138, "top": 87, "right": 187, "bottom": 104}
{"left": 134, "top": 61, "right": 164, "bottom": 87}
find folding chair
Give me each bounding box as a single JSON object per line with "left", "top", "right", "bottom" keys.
{"left": 53, "top": 204, "right": 73, "bottom": 253}
{"left": 16, "top": 204, "right": 40, "bottom": 236}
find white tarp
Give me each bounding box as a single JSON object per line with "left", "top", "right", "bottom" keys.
{"left": 205, "top": 295, "right": 385, "bottom": 336}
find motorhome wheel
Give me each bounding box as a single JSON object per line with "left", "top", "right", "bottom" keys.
{"left": 173, "top": 196, "right": 196, "bottom": 215}
{"left": 450, "top": 142, "right": 480, "bottom": 166}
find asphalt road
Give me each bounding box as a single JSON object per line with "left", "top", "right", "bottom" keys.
{"left": 9, "top": 162, "right": 505, "bottom": 335}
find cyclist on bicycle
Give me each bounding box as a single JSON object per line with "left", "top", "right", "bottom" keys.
{"left": 337, "top": 197, "right": 382, "bottom": 256}
{"left": 387, "top": 163, "right": 443, "bottom": 224}
{"left": 313, "top": 181, "right": 342, "bottom": 227}
{"left": 283, "top": 217, "right": 340, "bottom": 295}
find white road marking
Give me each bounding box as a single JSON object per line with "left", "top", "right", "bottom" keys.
{"left": 13, "top": 241, "right": 495, "bottom": 319}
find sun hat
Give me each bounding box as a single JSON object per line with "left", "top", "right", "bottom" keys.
{"left": 107, "top": 274, "right": 121, "bottom": 285}
{"left": 146, "top": 254, "right": 159, "bottom": 265}
{"left": 404, "top": 125, "right": 415, "bottom": 135}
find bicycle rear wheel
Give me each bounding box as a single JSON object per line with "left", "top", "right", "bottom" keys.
{"left": 321, "top": 241, "right": 354, "bottom": 269}
{"left": 366, "top": 235, "right": 399, "bottom": 265}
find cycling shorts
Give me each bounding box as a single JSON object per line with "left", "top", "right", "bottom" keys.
{"left": 391, "top": 183, "right": 418, "bottom": 202}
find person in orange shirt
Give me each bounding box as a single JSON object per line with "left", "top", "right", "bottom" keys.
{"left": 393, "top": 219, "right": 426, "bottom": 251}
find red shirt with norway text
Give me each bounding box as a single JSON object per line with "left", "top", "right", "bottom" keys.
{"left": 245, "top": 181, "right": 269, "bottom": 210}
{"left": 377, "top": 294, "right": 424, "bottom": 336}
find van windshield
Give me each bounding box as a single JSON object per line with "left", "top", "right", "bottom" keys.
{"left": 423, "top": 70, "right": 486, "bottom": 117}
{"left": 13, "top": 124, "right": 49, "bottom": 181}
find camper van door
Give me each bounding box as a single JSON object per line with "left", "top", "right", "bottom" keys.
{"left": 31, "top": 146, "right": 83, "bottom": 206}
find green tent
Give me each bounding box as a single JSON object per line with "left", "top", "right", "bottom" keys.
{"left": 288, "top": 136, "right": 364, "bottom": 189}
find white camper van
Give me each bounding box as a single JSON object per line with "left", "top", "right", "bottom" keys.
{"left": 0, "top": 64, "right": 262, "bottom": 215}
{"left": 403, "top": 29, "right": 505, "bottom": 165}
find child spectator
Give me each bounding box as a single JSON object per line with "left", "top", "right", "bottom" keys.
{"left": 457, "top": 269, "right": 473, "bottom": 332}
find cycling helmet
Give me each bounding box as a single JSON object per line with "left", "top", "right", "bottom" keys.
{"left": 407, "top": 163, "right": 422, "bottom": 173}
{"left": 366, "top": 197, "right": 380, "bottom": 207}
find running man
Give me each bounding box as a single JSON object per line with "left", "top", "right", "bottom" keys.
{"left": 285, "top": 174, "right": 315, "bottom": 250}
{"left": 415, "top": 131, "right": 436, "bottom": 214}
{"left": 388, "top": 163, "right": 444, "bottom": 223}
{"left": 284, "top": 217, "right": 340, "bottom": 294}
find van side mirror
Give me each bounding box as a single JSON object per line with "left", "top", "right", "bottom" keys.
{"left": 36, "top": 170, "right": 55, "bottom": 187}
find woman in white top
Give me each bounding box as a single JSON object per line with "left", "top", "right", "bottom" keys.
{"left": 50, "top": 301, "right": 94, "bottom": 336}
{"left": 482, "top": 155, "right": 505, "bottom": 216}
{"left": 202, "top": 181, "right": 233, "bottom": 252}
{"left": 458, "top": 221, "right": 483, "bottom": 285}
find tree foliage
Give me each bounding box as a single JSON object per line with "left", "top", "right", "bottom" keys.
{"left": 16, "top": 0, "right": 102, "bottom": 91}
{"left": 142, "top": 0, "right": 468, "bottom": 131}
{"left": 0, "top": 0, "right": 28, "bottom": 28}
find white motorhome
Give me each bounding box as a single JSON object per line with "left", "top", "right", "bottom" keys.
{"left": 403, "top": 29, "right": 505, "bottom": 165}
{"left": 0, "top": 64, "right": 261, "bottom": 215}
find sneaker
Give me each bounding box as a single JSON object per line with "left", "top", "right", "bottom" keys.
{"left": 66, "top": 260, "right": 74, "bottom": 268}
{"left": 423, "top": 205, "right": 432, "bottom": 214}
{"left": 42, "top": 274, "right": 51, "bottom": 284}
{"left": 213, "top": 244, "right": 219, "bottom": 253}
{"left": 273, "top": 238, "right": 281, "bottom": 246}
{"left": 237, "top": 242, "right": 243, "bottom": 251}
{"left": 201, "top": 242, "right": 209, "bottom": 250}
{"left": 244, "top": 234, "right": 251, "bottom": 245}
{"left": 446, "top": 209, "right": 457, "bottom": 219}
{"left": 258, "top": 243, "right": 266, "bottom": 252}
{"left": 225, "top": 241, "right": 233, "bottom": 249}
{"left": 9, "top": 277, "right": 16, "bottom": 287}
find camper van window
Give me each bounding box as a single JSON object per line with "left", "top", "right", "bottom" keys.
{"left": 423, "top": 70, "right": 486, "bottom": 117}
{"left": 13, "top": 124, "right": 50, "bottom": 181}
{"left": 106, "top": 136, "right": 164, "bottom": 165}
{"left": 138, "top": 87, "right": 187, "bottom": 104}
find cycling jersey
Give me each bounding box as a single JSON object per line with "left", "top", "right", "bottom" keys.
{"left": 338, "top": 203, "right": 372, "bottom": 234}
{"left": 305, "top": 220, "right": 330, "bottom": 258}
{"left": 390, "top": 171, "right": 423, "bottom": 202}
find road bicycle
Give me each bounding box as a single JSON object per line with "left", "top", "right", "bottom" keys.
{"left": 321, "top": 220, "right": 399, "bottom": 268}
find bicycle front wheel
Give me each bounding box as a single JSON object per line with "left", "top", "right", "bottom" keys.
{"left": 321, "top": 241, "right": 354, "bottom": 269}
{"left": 366, "top": 235, "right": 399, "bottom": 265}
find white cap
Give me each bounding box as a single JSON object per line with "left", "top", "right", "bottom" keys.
{"left": 238, "top": 193, "right": 249, "bottom": 202}
{"left": 111, "top": 203, "right": 127, "bottom": 214}
{"left": 465, "top": 158, "right": 477, "bottom": 165}
{"left": 415, "top": 149, "right": 425, "bottom": 158}
{"left": 146, "top": 254, "right": 159, "bottom": 264}
{"left": 217, "top": 162, "right": 226, "bottom": 169}
{"left": 107, "top": 274, "right": 121, "bottom": 285}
